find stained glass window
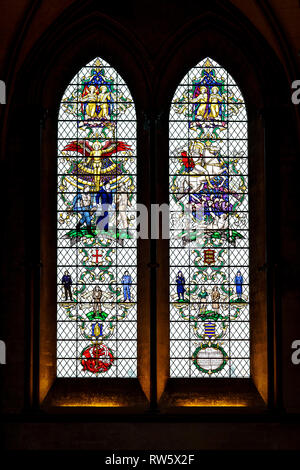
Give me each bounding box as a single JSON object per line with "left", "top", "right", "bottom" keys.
{"left": 169, "top": 58, "right": 249, "bottom": 378}
{"left": 57, "top": 57, "right": 137, "bottom": 378}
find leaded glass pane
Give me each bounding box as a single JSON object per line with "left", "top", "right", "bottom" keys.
{"left": 169, "top": 58, "right": 249, "bottom": 378}
{"left": 57, "top": 57, "right": 137, "bottom": 377}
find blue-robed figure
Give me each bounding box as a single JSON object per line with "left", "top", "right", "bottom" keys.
{"left": 96, "top": 182, "right": 114, "bottom": 232}
{"left": 62, "top": 270, "right": 73, "bottom": 301}
{"left": 73, "top": 185, "right": 95, "bottom": 235}
{"left": 176, "top": 271, "right": 185, "bottom": 301}
{"left": 235, "top": 270, "right": 243, "bottom": 299}
{"left": 122, "top": 271, "right": 132, "bottom": 302}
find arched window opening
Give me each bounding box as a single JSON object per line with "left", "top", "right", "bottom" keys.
{"left": 57, "top": 57, "right": 137, "bottom": 378}
{"left": 169, "top": 58, "right": 249, "bottom": 378}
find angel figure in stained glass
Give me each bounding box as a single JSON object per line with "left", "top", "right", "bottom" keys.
{"left": 80, "top": 61, "right": 114, "bottom": 125}
{"left": 190, "top": 86, "right": 209, "bottom": 120}
{"left": 60, "top": 58, "right": 133, "bottom": 135}
{"left": 82, "top": 85, "right": 99, "bottom": 119}
{"left": 173, "top": 59, "right": 243, "bottom": 134}
{"left": 208, "top": 86, "right": 224, "bottom": 120}
{"left": 63, "top": 139, "right": 131, "bottom": 192}
{"left": 97, "top": 85, "right": 112, "bottom": 120}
